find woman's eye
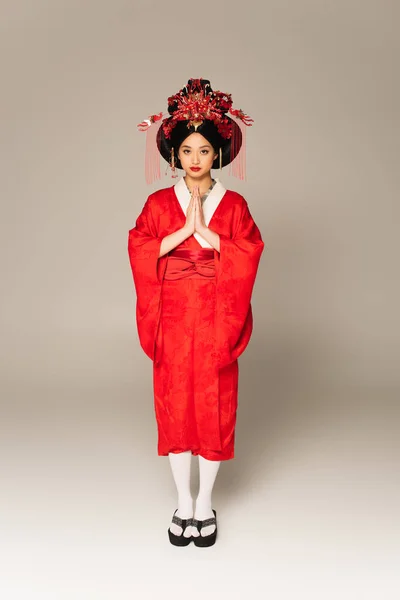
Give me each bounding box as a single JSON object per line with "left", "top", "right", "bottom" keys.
{"left": 182, "top": 149, "right": 209, "bottom": 155}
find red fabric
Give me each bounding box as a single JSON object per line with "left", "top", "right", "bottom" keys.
{"left": 127, "top": 185, "right": 264, "bottom": 460}
{"left": 165, "top": 248, "right": 215, "bottom": 280}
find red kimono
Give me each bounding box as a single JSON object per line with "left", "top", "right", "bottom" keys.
{"left": 128, "top": 177, "right": 264, "bottom": 461}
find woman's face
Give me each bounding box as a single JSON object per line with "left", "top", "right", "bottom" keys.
{"left": 177, "top": 132, "right": 218, "bottom": 177}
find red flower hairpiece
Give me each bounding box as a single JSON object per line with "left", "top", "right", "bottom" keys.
{"left": 137, "top": 78, "right": 253, "bottom": 138}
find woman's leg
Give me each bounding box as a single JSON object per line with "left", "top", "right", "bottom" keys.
{"left": 168, "top": 450, "right": 193, "bottom": 537}
{"left": 192, "top": 455, "right": 221, "bottom": 537}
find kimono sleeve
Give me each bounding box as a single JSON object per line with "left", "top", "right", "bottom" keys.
{"left": 127, "top": 194, "right": 168, "bottom": 362}
{"left": 214, "top": 198, "right": 265, "bottom": 369}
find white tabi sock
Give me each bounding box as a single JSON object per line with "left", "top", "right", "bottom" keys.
{"left": 192, "top": 455, "right": 221, "bottom": 538}
{"left": 168, "top": 450, "right": 193, "bottom": 537}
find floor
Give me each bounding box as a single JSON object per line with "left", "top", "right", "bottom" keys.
{"left": 1, "top": 380, "right": 398, "bottom": 600}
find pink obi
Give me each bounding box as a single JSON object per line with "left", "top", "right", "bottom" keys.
{"left": 164, "top": 248, "right": 215, "bottom": 280}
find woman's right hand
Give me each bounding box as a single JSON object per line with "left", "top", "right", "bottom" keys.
{"left": 184, "top": 187, "right": 197, "bottom": 235}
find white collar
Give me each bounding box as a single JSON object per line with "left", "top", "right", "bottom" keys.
{"left": 173, "top": 176, "right": 226, "bottom": 249}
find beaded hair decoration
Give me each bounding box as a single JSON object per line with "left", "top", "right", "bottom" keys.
{"left": 137, "top": 78, "right": 254, "bottom": 184}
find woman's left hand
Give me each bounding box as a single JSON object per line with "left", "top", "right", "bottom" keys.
{"left": 193, "top": 186, "right": 207, "bottom": 233}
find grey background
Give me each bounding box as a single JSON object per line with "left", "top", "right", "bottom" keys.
{"left": 1, "top": 1, "right": 399, "bottom": 598}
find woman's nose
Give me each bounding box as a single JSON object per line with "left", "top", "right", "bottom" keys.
{"left": 192, "top": 153, "right": 200, "bottom": 164}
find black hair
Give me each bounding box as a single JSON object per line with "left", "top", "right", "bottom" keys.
{"left": 157, "top": 118, "right": 242, "bottom": 170}
{"left": 156, "top": 78, "right": 243, "bottom": 170}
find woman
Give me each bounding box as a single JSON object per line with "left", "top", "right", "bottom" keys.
{"left": 128, "top": 78, "right": 265, "bottom": 547}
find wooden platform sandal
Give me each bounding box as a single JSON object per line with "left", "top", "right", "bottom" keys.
{"left": 191, "top": 509, "right": 217, "bottom": 547}
{"left": 168, "top": 509, "right": 193, "bottom": 546}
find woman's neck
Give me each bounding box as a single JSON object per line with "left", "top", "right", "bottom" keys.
{"left": 184, "top": 173, "right": 214, "bottom": 196}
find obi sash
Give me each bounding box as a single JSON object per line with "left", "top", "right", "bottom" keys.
{"left": 164, "top": 248, "right": 215, "bottom": 281}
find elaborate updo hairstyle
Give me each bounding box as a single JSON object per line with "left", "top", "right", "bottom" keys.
{"left": 156, "top": 79, "right": 243, "bottom": 170}
{"left": 137, "top": 77, "right": 253, "bottom": 183}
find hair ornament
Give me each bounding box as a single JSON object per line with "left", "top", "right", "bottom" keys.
{"left": 229, "top": 108, "right": 254, "bottom": 126}
{"left": 137, "top": 111, "right": 163, "bottom": 132}
{"left": 137, "top": 78, "right": 254, "bottom": 184}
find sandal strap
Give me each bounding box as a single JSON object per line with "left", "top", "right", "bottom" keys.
{"left": 192, "top": 516, "right": 216, "bottom": 529}
{"left": 172, "top": 513, "right": 193, "bottom": 528}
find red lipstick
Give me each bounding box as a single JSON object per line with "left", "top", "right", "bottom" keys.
{"left": 190, "top": 167, "right": 201, "bottom": 172}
